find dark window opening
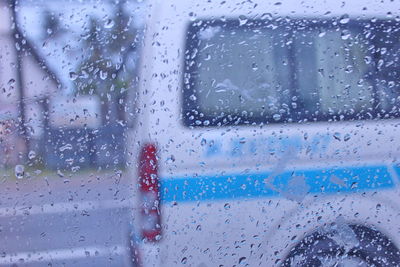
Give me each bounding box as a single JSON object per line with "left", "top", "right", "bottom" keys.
{"left": 182, "top": 18, "right": 400, "bottom": 127}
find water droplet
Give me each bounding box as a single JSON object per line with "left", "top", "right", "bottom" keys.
{"left": 28, "top": 150, "right": 36, "bottom": 160}
{"left": 69, "top": 72, "right": 78, "bottom": 81}
{"left": 345, "top": 65, "right": 353, "bottom": 73}
{"left": 239, "top": 256, "right": 247, "bottom": 264}
{"left": 344, "top": 134, "right": 351, "bottom": 142}
{"left": 166, "top": 155, "right": 175, "bottom": 164}
{"left": 377, "top": 59, "right": 384, "bottom": 70}
{"left": 239, "top": 15, "right": 248, "bottom": 26}
{"left": 260, "top": 13, "right": 273, "bottom": 20}
{"left": 15, "top": 165, "right": 24, "bottom": 179}
{"left": 100, "top": 70, "right": 108, "bottom": 80}
{"left": 7, "top": 78, "right": 15, "bottom": 86}
{"left": 181, "top": 257, "right": 188, "bottom": 264}
{"left": 188, "top": 12, "right": 196, "bottom": 21}
{"left": 59, "top": 144, "right": 73, "bottom": 152}
{"left": 104, "top": 19, "right": 114, "bottom": 29}
{"left": 224, "top": 203, "right": 231, "bottom": 210}
{"left": 350, "top": 182, "right": 358, "bottom": 189}
{"left": 364, "top": 56, "right": 372, "bottom": 64}
{"left": 57, "top": 170, "right": 65, "bottom": 178}
{"left": 341, "top": 30, "right": 351, "bottom": 40}
{"left": 333, "top": 132, "right": 341, "bottom": 141}
{"left": 81, "top": 70, "right": 89, "bottom": 79}
{"left": 201, "top": 138, "right": 207, "bottom": 146}
{"left": 71, "top": 166, "right": 80, "bottom": 172}
{"left": 318, "top": 68, "right": 325, "bottom": 77}
{"left": 273, "top": 114, "right": 281, "bottom": 121}
{"left": 339, "top": 14, "right": 350, "bottom": 24}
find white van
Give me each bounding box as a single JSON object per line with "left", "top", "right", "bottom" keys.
{"left": 128, "top": 0, "right": 400, "bottom": 266}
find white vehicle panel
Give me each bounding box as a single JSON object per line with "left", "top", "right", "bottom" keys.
{"left": 128, "top": 0, "right": 400, "bottom": 266}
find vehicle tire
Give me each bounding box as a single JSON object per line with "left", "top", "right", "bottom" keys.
{"left": 281, "top": 224, "right": 400, "bottom": 267}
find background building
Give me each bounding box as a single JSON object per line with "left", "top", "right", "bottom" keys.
{"left": 0, "top": 0, "right": 144, "bottom": 169}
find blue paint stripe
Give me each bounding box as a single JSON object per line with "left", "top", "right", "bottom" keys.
{"left": 160, "top": 166, "right": 394, "bottom": 203}
{"left": 393, "top": 165, "right": 400, "bottom": 181}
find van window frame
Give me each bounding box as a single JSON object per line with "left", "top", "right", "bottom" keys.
{"left": 182, "top": 18, "right": 400, "bottom": 127}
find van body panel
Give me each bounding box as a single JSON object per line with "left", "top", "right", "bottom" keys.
{"left": 129, "top": 0, "right": 400, "bottom": 266}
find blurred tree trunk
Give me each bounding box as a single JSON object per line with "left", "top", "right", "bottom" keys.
{"left": 10, "top": 0, "right": 28, "bottom": 162}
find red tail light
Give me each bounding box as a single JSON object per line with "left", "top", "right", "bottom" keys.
{"left": 139, "top": 143, "right": 162, "bottom": 242}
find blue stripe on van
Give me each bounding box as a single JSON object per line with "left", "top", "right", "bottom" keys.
{"left": 160, "top": 166, "right": 394, "bottom": 202}
{"left": 393, "top": 165, "right": 400, "bottom": 181}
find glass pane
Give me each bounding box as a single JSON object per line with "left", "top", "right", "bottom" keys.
{"left": 184, "top": 19, "right": 400, "bottom": 126}
{"left": 296, "top": 28, "right": 374, "bottom": 120}
{"left": 194, "top": 24, "right": 290, "bottom": 119}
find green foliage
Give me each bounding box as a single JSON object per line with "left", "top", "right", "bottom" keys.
{"left": 73, "top": 2, "right": 138, "bottom": 123}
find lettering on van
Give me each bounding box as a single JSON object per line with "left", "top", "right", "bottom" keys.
{"left": 204, "top": 134, "right": 331, "bottom": 159}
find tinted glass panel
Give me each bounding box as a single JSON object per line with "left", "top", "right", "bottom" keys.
{"left": 183, "top": 19, "right": 400, "bottom": 126}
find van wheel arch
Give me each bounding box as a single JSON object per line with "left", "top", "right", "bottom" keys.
{"left": 281, "top": 224, "right": 400, "bottom": 267}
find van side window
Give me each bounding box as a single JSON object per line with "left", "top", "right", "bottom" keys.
{"left": 182, "top": 19, "right": 400, "bottom": 126}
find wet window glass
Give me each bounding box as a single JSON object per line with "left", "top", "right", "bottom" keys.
{"left": 184, "top": 19, "right": 400, "bottom": 126}
{"left": 2, "top": 0, "right": 400, "bottom": 266}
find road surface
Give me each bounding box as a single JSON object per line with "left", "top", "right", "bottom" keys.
{"left": 0, "top": 170, "right": 137, "bottom": 266}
